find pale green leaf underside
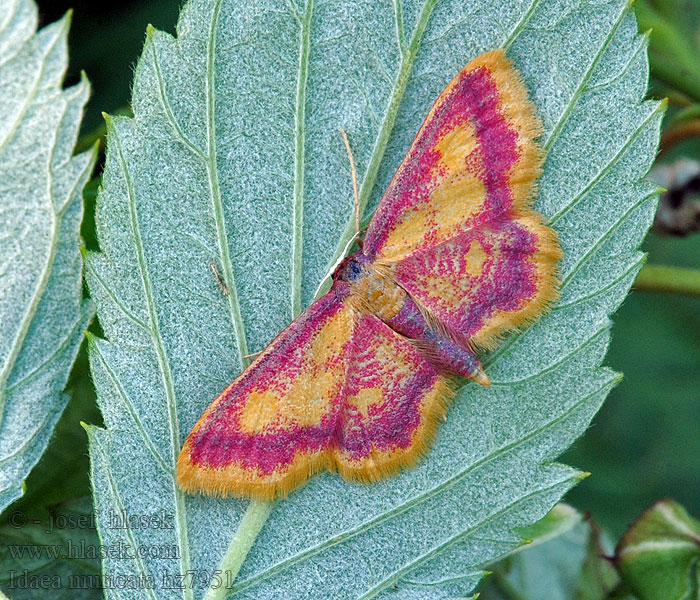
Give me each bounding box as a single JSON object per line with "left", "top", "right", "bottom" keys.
{"left": 85, "top": 0, "right": 662, "bottom": 598}
{"left": 0, "top": 0, "right": 94, "bottom": 512}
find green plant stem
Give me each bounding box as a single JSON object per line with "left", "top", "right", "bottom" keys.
{"left": 670, "top": 103, "right": 700, "bottom": 123}
{"left": 650, "top": 51, "right": 700, "bottom": 105}
{"left": 634, "top": 264, "right": 700, "bottom": 297}
{"left": 660, "top": 118, "right": 700, "bottom": 152}
{"left": 203, "top": 499, "right": 273, "bottom": 600}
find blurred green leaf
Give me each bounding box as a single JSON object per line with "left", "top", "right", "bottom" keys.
{"left": 518, "top": 504, "right": 584, "bottom": 550}
{"left": 616, "top": 499, "right": 700, "bottom": 600}
{"left": 563, "top": 231, "right": 700, "bottom": 536}
{"left": 578, "top": 519, "right": 620, "bottom": 600}
{"left": 0, "top": 496, "right": 101, "bottom": 599}
{"left": 636, "top": 1, "right": 700, "bottom": 103}
{"left": 478, "top": 507, "right": 618, "bottom": 600}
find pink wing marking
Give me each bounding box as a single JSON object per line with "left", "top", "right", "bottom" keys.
{"left": 183, "top": 290, "right": 351, "bottom": 478}
{"left": 364, "top": 57, "right": 522, "bottom": 259}
{"left": 392, "top": 218, "right": 546, "bottom": 343}
{"left": 333, "top": 312, "right": 452, "bottom": 481}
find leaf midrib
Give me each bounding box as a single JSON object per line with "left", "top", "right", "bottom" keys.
{"left": 291, "top": 0, "right": 313, "bottom": 317}
{"left": 225, "top": 0, "right": 547, "bottom": 589}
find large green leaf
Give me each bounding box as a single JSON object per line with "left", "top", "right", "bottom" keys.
{"left": 85, "top": 0, "right": 663, "bottom": 598}
{"left": 0, "top": 0, "right": 95, "bottom": 512}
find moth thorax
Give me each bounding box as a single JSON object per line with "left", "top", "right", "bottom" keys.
{"left": 351, "top": 271, "right": 407, "bottom": 321}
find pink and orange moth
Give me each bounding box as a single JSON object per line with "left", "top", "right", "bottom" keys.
{"left": 176, "top": 49, "right": 562, "bottom": 500}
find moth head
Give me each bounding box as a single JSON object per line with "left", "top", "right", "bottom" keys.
{"left": 333, "top": 252, "right": 370, "bottom": 283}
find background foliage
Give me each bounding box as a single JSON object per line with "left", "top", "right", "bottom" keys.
{"left": 0, "top": 0, "right": 698, "bottom": 597}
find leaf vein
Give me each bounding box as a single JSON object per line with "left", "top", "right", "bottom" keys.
{"left": 291, "top": 0, "right": 314, "bottom": 317}
{"left": 0, "top": 17, "right": 65, "bottom": 155}
{"left": 542, "top": 3, "right": 629, "bottom": 152}
{"left": 92, "top": 434, "right": 159, "bottom": 600}
{"left": 320, "top": 0, "right": 439, "bottom": 293}
{"left": 392, "top": 0, "right": 407, "bottom": 57}
{"left": 490, "top": 326, "right": 610, "bottom": 387}
{"left": 502, "top": 0, "right": 540, "bottom": 50}
{"left": 90, "top": 338, "right": 172, "bottom": 477}
{"left": 557, "top": 191, "right": 657, "bottom": 287}
{"left": 0, "top": 22, "right": 71, "bottom": 427}
{"left": 486, "top": 187, "right": 658, "bottom": 371}
{"left": 0, "top": 401, "right": 57, "bottom": 467}
{"left": 357, "top": 478, "right": 575, "bottom": 599}
{"left": 6, "top": 308, "right": 85, "bottom": 394}
{"left": 85, "top": 257, "right": 149, "bottom": 332}
{"left": 587, "top": 33, "right": 649, "bottom": 93}
{"left": 548, "top": 106, "right": 662, "bottom": 227}
{"left": 205, "top": 0, "right": 250, "bottom": 369}
{"left": 554, "top": 257, "right": 645, "bottom": 312}
{"left": 150, "top": 37, "right": 206, "bottom": 161}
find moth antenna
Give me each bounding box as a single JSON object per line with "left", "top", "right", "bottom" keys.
{"left": 340, "top": 128, "right": 361, "bottom": 236}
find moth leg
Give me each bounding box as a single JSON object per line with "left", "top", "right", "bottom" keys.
{"left": 340, "top": 128, "right": 361, "bottom": 236}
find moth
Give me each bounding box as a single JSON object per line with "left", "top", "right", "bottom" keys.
{"left": 177, "top": 49, "right": 561, "bottom": 500}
